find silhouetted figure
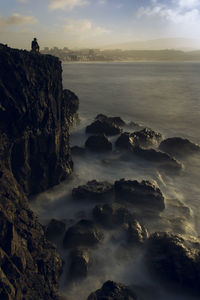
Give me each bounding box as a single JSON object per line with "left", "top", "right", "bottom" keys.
{"left": 31, "top": 38, "right": 39, "bottom": 53}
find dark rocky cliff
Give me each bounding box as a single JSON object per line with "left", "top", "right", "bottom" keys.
{"left": 0, "top": 44, "right": 79, "bottom": 299}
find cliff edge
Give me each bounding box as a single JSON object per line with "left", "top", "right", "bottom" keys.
{"left": 0, "top": 44, "right": 79, "bottom": 299}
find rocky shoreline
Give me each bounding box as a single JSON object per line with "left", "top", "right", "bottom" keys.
{"left": 1, "top": 44, "right": 200, "bottom": 300}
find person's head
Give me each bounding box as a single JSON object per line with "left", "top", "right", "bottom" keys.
{"left": 33, "top": 38, "right": 37, "bottom": 41}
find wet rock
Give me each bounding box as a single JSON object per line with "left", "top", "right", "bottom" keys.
{"left": 72, "top": 180, "right": 114, "bottom": 201}
{"left": 146, "top": 232, "right": 200, "bottom": 294}
{"left": 115, "top": 179, "right": 165, "bottom": 212}
{"left": 93, "top": 203, "right": 133, "bottom": 228}
{"left": 45, "top": 219, "right": 66, "bottom": 241}
{"left": 68, "top": 248, "right": 90, "bottom": 280}
{"left": 115, "top": 132, "right": 135, "bottom": 150}
{"left": 63, "top": 89, "right": 79, "bottom": 126}
{"left": 85, "top": 135, "right": 112, "bottom": 152}
{"left": 132, "top": 146, "right": 183, "bottom": 171}
{"left": 125, "top": 220, "right": 149, "bottom": 245}
{"left": 95, "top": 114, "right": 126, "bottom": 127}
{"left": 63, "top": 220, "right": 104, "bottom": 248}
{"left": 116, "top": 128, "right": 162, "bottom": 152}
{"left": 71, "top": 146, "right": 85, "bottom": 156}
{"left": 159, "top": 137, "right": 200, "bottom": 157}
{"left": 87, "top": 280, "right": 138, "bottom": 300}
{"left": 133, "top": 128, "right": 162, "bottom": 148}
{"left": 86, "top": 119, "right": 122, "bottom": 136}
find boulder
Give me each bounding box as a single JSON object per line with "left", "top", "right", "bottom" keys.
{"left": 132, "top": 146, "right": 183, "bottom": 171}
{"left": 115, "top": 179, "right": 165, "bottom": 212}
{"left": 133, "top": 128, "right": 162, "bottom": 148}
{"left": 68, "top": 248, "right": 90, "bottom": 280}
{"left": 72, "top": 180, "right": 114, "bottom": 201}
{"left": 115, "top": 132, "right": 135, "bottom": 150}
{"left": 86, "top": 120, "right": 122, "bottom": 136}
{"left": 95, "top": 114, "right": 126, "bottom": 127}
{"left": 85, "top": 135, "right": 112, "bottom": 152}
{"left": 87, "top": 280, "right": 137, "bottom": 300}
{"left": 124, "top": 220, "right": 148, "bottom": 245}
{"left": 115, "top": 128, "right": 162, "bottom": 152}
{"left": 45, "top": 219, "right": 66, "bottom": 241}
{"left": 93, "top": 203, "right": 133, "bottom": 228}
{"left": 63, "top": 220, "right": 104, "bottom": 249}
{"left": 159, "top": 137, "right": 200, "bottom": 157}
{"left": 146, "top": 232, "right": 200, "bottom": 294}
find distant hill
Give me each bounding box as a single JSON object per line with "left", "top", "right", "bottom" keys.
{"left": 103, "top": 38, "right": 200, "bottom": 51}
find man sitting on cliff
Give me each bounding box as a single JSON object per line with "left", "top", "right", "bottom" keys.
{"left": 31, "top": 38, "right": 40, "bottom": 53}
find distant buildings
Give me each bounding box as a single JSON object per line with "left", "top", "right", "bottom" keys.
{"left": 41, "top": 47, "right": 200, "bottom": 62}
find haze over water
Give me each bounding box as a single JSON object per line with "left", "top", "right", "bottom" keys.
{"left": 63, "top": 62, "right": 200, "bottom": 141}
{"left": 31, "top": 62, "right": 200, "bottom": 300}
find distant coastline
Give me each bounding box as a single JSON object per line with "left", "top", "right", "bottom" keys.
{"left": 42, "top": 47, "right": 200, "bottom": 63}
{"left": 62, "top": 60, "right": 200, "bottom": 64}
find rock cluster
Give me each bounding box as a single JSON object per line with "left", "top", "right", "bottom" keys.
{"left": 72, "top": 115, "right": 197, "bottom": 172}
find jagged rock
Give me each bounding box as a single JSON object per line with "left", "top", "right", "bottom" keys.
{"left": 45, "top": 219, "right": 66, "bottom": 241}
{"left": 0, "top": 45, "right": 78, "bottom": 298}
{"left": 72, "top": 180, "right": 114, "bottom": 201}
{"left": 87, "top": 280, "right": 138, "bottom": 300}
{"left": 71, "top": 146, "right": 85, "bottom": 156}
{"left": 63, "top": 220, "right": 104, "bottom": 248}
{"left": 124, "top": 220, "right": 148, "bottom": 245}
{"left": 68, "top": 248, "right": 90, "bottom": 280}
{"left": 95, "top": 114, "right": 126, "bottom": 127}
{"left": 133, "top": 128, "right": 162, "bottom": 147}
{"left": 93, "top": 203, "right": 133, "bottom": 228}
{"left": 159, "top": 137, "right": 200, "bottom": 157}
{"left": 115, "top": 132, "right": 135, "bottom": 150}
{"left": 0, "top": 178, "right": 63, "bottom": 300}
{"left": 86, "top": 119, "right": 122, "bottom": 136}
{"left": 85, "top": 135, "right": 112, "bottom": 152}
{"left": 0, "top": 45, "right": 78, "bottom": 195}
{"left": 115, "top": 179, "right": 165, "bottom": 212}
{"left": 64, "top": 89, "right": 79, "bottom": 113}
{"left": 146, "top": 232, "right": 200, "bottom": 294}
{"left": 132, "top": 146, "right": 183, "bottom": 171}
{"left": 116, "top": 128, "right": 162, "bottom": 151}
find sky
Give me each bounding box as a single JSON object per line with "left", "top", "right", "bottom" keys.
{"left": 1, "top": 0, "right": 200, "bottom": 49}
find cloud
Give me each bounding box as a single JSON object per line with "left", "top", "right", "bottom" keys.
{"left": 17, "top": 0, "right": 29, "bottom": 3}
{"left": 0, "top": 13, "right": 38, "bottom": 27}
{"left": 98, "top": 0, "right": 107, "bottom": 5}
{"left": 64, "top": 19, "right": 110, "bottom": 36}
{"left": 137, "top": 1, "right": 200, "bottom": 24}
{"left": 177, "top": 0, "right": 199, "bottom": 9}
{"left": 49, "top": 0, "right": 89, "bottom": 11}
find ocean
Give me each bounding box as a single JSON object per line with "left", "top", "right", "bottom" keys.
{"left": 31, "top": 62, "right": 200, "bottom": 300}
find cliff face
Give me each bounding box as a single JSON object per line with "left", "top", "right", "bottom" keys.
{"left": 0, "top": 45, "right": 79, "bottom": 299}
{"left": 0, "top": 44, "right": 78, "bottom": 195}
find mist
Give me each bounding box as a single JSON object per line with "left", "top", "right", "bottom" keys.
{"left": 30, "top": 62, "right": 200, "bottom": 300}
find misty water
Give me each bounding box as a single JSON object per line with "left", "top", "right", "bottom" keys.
{"left": 31, "top": 62, "right": 200, "bottom": 300}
